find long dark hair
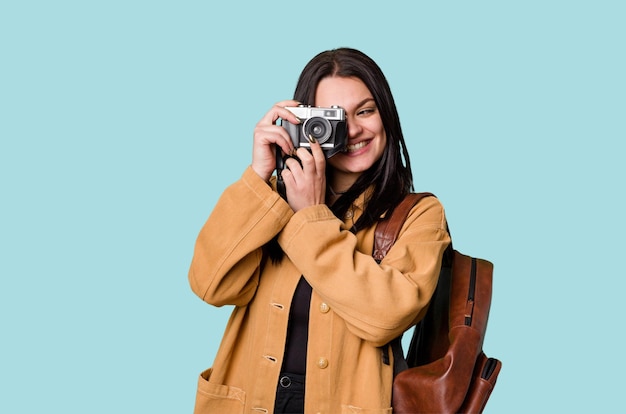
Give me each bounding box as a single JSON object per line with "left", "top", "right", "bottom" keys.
{"left": 267, "top": 48, "right": 414, "bottom": 261}
{"left": 295, "top": 47, "right": 414, "bottom": 230}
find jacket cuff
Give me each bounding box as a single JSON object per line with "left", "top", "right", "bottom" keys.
{"left": 277, "top": 204, "right": 339, "bottom": 252}
{"left": 241, "top": 166, "right": 285, "bottom": 207}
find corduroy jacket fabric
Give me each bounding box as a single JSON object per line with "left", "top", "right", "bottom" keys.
{"left": 189, "top": 166, "right": 450, "bottom": 414}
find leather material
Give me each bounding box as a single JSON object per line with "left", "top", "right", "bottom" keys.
{"left": 375, "top": 193, "right": 501, "bottom": 414}
{"left": 373, "top": 193, "right": 433, "bottom": 262}
{"left": 459, "top": 352, "right": 502, "bottom": 413}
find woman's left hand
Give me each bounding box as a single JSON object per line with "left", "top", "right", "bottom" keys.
{"left": 281, "top": 140, "right": 326, "bottom": 212}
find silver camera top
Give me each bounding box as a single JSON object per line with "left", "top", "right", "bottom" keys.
{"left": 284, "top": 105, "right": 346, "bottom": 122}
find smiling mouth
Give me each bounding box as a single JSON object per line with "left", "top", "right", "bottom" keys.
{"left": 345, "top": 141, "right": 369, "bottom": 153}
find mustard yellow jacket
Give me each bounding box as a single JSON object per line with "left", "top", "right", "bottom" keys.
{"left": 189, "top": 167, "right": 450, "bottom": 414}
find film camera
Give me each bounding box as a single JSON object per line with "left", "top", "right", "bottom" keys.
{"left": 282, "top": 105, "right": 348, "bottom": 157}
{"left": 276, "top": 105, "right": 348, "bottom": 199}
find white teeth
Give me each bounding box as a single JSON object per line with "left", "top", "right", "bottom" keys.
{"left": 346, "top": 141, "right": 368, "bottom": 152}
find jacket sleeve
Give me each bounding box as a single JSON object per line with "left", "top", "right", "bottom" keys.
{"left": 277, "top": 196, "right": 450, "bottom": 346}
{"left": 188, "top": 167, "right": 293, "bottom": 307}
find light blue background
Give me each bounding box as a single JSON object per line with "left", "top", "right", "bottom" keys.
{"left": 1, "top": 1, "right": 624, "bottom": 412}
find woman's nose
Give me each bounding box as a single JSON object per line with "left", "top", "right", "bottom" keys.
{"left": 347, "top": 120, "right": 362, "bottom": 139}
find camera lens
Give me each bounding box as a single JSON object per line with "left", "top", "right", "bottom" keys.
{"left": 302, "top": 117, "right": 332, "bottom": 143}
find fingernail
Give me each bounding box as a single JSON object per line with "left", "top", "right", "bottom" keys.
{"left": 308, "top": 134, "right": 316, "bottom": 144}
{"left": 294, "top": 116, "right": 301, "bottom": 124}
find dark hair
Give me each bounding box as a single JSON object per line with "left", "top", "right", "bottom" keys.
{"left": 266, "top": 48, "right": 414, "bottom": 261}
{"left": 294, "top": 47, "right": 414, "bottom": 231}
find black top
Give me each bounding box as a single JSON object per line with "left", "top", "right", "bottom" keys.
{"left": 281, "top": 276, "right": 313, "bottom": 375}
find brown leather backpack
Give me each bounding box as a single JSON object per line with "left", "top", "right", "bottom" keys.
{"left": 374, "top": 193, "right": 502, "bottom": 414}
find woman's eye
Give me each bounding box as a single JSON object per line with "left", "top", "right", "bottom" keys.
{"left": 357, "top": 108, "right": 375, "bottom": 116}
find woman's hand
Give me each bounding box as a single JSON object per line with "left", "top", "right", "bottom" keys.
{"left": 281, "top": 139, "right": 326, "bottom": 212}
{"left": 252, "top": 100, "right": 300, "bottom": 182}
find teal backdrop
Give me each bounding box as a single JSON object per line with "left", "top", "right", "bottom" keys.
{"left": 1, "top": 1, "right": 624, "bottom": 412}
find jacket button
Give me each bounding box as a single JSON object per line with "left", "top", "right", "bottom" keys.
{"left": 319, "top": 302, "right": 330, "bottom": 313}
{"left": 317, "top": 357, "right": 329, "bottom": 369}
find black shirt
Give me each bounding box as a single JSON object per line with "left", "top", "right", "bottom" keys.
{"left": 281, "top": 276, "right": 313, "bottom": 375}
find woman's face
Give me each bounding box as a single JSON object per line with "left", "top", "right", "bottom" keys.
{"left": 314, "top": 76, "right": 387, "bottom": 189}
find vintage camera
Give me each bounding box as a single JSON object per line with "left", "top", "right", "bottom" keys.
{"left": 282, "top": 105, "right": 348, "bottom": 158}
{"left": 276, "top": 105, "right": 347, "bottom": 200}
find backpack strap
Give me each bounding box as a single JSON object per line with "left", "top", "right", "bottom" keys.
{"left": 373, "top": 192, "right": 434, "bottom": 263}
{"left": 374, "top": 192, "right": 435, "bottom": 374}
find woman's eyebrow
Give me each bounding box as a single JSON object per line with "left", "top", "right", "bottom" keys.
{"left": 355, "top": 98, "right": 376, "bottom": 108}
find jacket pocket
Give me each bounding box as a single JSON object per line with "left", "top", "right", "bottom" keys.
{"left": 341, "top": 405, "right": 392, "bottom": 414}
{"left": 194, "top": 368, "right": 246, "bottom": 414}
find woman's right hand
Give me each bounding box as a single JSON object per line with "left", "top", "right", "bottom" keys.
{"left": 251, "top": 100, "right": 301, "bottom": 182}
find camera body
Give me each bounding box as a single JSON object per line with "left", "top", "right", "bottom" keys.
{"left": 282, "top": 105, "right": 348, "bottom": 158}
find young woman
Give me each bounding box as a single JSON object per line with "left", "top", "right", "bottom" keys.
{"left": 189, "top": 47, "right": 450, "bottom": 414}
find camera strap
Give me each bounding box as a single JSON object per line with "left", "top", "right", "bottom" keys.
{"left": 276, "top": 146, "right": 287, "bottom": 200}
